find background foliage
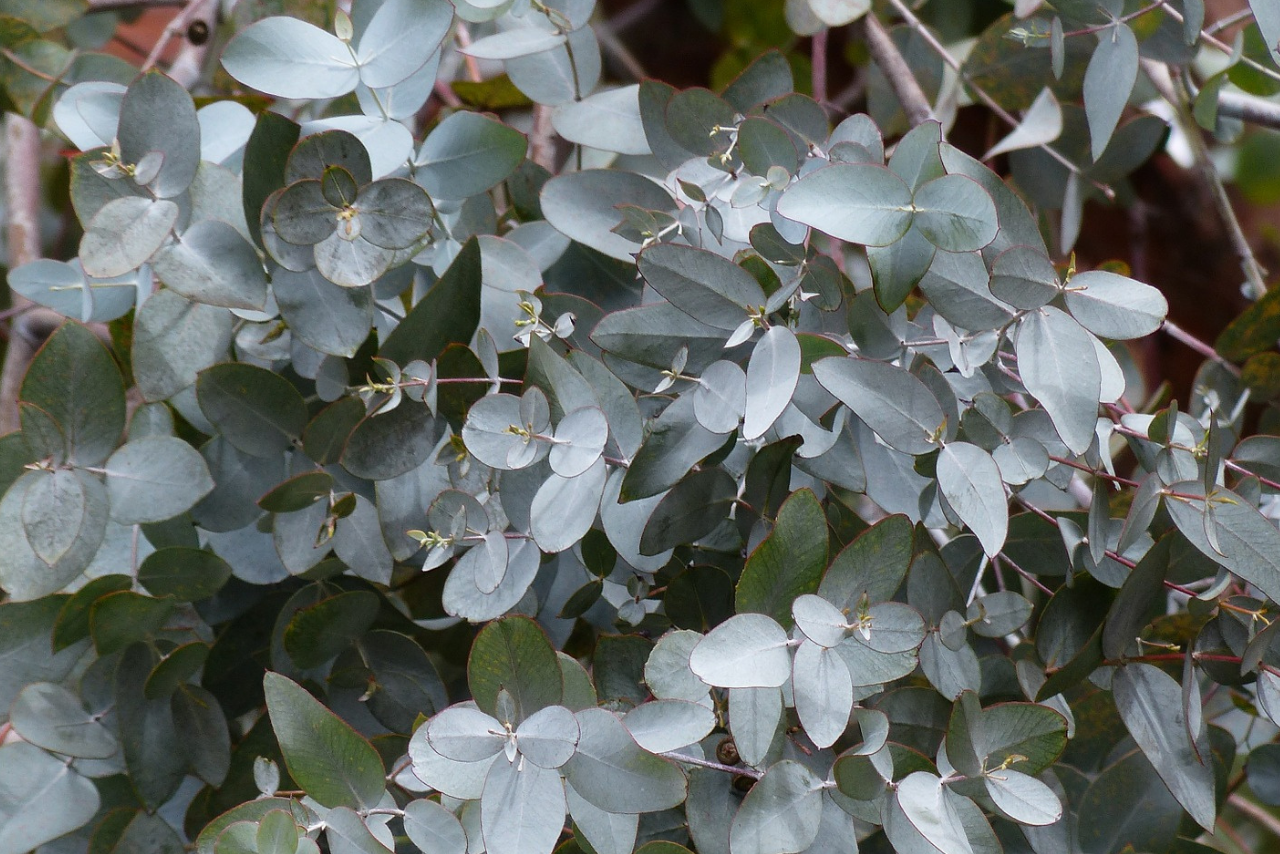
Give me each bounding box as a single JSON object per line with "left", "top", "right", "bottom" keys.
{"left": 4, "top": 0, "right": 1280, "bottom": 853}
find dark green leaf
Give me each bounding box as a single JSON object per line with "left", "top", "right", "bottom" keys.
{"left": 263, "top": 671, "right": 385, "bottom": 809}
{"left": 737, "top": 489, "right": 828, "bottom": 628}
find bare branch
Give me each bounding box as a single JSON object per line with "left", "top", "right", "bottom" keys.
{"left": 141, "top": 0, "right": 217, "bottom": 76}
{"left": 882, "top": 0, "right": 1115, "bottom": 201}
{"left": 87, "top": 0, "right": 185, "bottom": 9}
{"left": 1217, "top": 91, "right": 1280, "bottom": 133}
{"left": 863, "top": 13, "right": 934, "bottom": 126}
{"left": 0, "top": 115, "right": 43, "bottom": 434}
{"left": 811, "top": 28, "right": 829, "bottom": 108}
{"left": 1143, "top": 59, "right": 1269, "bottom": 299}
{"left": 529, "top": 105, "right": 556, "bottom": 170}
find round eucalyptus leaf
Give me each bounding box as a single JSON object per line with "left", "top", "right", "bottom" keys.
{"left": 197, "top": 363, "right": 309, "bottom": 457}
{"left": 550, "top": 406, "right": 609, "bottom": 478}
{"left": 541, "top": 170, "right": 676, "bottom": 261}
{"left": 463, "top": 28, "right": 566, "bottom": 60}
{"left": 728, "top": 760, "right": 824, "bottom": 854}
{"left": 984, "top": 768, "right": 1063, "bottom": 826}
{"left": 692, "top": 360, "right": 746, "bottom": 434}
{"left": 54, "top": 80, "right": 125, "bottom": 151}
{"left": 273, "top": 267, "right": 373, "bottom": 357}
{"left": 1063, "top": 269, "right": 1168, "bottom": 340}
{"left": 561, "top": 707, "right": 687, "bottom": 814}
{"left": 992, "top": 436, "right": 1050, "bottom": 485}
{"left": 885, "top": 772, "right": 971, "bottom": 854}
{"left": 313, "top": 229, "right": 395, "bottom": 287}
{"left": 792, "top": 594, "right": 849, "bottom": 648}
{"left": 967, "top": 591, "right": 1033, "bottom": 637}
{"left": 552, "top": 85, "right": 651, "bottom": 156}
{"left": 912, "top": 174, "right": 999, "bottom": 252}
{"left": 516, "top": 704, "right": 580, "bottom": 768}
{"left": 20, "top": 469, "right": 93, "bottom": 568}
{"left": 1015, "top": 307, "right": 1102, "bottom": 455}
{"left": 153, "top": 219, "right": 268, "bottom": 310}
{"left": 222, "top": 17, "right": 361, "bottom": 100}
{"left": 403, "top": 799, "right": 467, "bottom": 854}
{"left": 0, "top": 742, "right": 101, "bottom": 853}
{"left": 621, "top": 699, "right": 715, "bottom": 753}
{"left": 138, "top": 547, "right": 233, "bottom": 601}
{"left": 812, "top": 356, "right": 944, "bottom": 455}
{"left": 644, "top": 630, "right": 709, "bottom": 703}
{"left": 11, "top": 682, "right": 118, "bottom": 759}
{"left": 427, "top": 705, "right": 507, "bottom": 762}
{"left": 355, "top": 0, "right": 453, "bottom": 89}
{"left": 273, "top": 180, "right": 336, "bottom": 246}
{"left": 481, "top": 755, "right": 566, "bottom": 854}
{"left": 744, "top": 325, "right": 801, "bottom": 441}
{"left": 937, "top": 441, "right": 1008, "bottom": 558}
{"left": 793, "top": 640, "right": 854, "bottom": 749}
{"left": 990, "top": 244, "right": 1059, "bottom": 309}
{"left": 470, "top": 530, "right": 511, "bottom": 595}
{"left": 288, "top": 129, "right": 373, "bottom": 185}
{"left": 443, "top": 536, "right": 541, "bottom": 622}
{"left": 689, "top": 613, "right": 792, "bottom": 689}
{"left": 638, "top": 243, "right": 764, "bottom": 331}
{"left": 79, "top": 196, "right": 179, "bottom": 279}
{"left": 321, "top": 165, "right": 358, "bottom": 207}
{"left": 117, "top": 71, "right": 201, "bottom": 199}
{"left": 463, "top": 393, "right": 527, "bottom": 471}
{"left": 354, "top": 178, "right": 433, "bottom": 250}
{"left": 104, "top": 437, "right": 215, "bottom": 524}
{"left": 775, "top": 163, "right": 914, "bottom": 247}
{"left": 531, "top": 458, "right": 608, "bottom": 553}
{"left": 415, "top": 111, "right": 527, "bottom": 201}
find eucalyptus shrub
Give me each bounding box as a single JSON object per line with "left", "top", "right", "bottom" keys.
{"left": 4, "top": 0, "right": 1280, "bottom": 853}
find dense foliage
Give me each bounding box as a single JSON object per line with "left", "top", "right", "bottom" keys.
{"left": 5, "top": 0, "right": 1280, "bottom": 852}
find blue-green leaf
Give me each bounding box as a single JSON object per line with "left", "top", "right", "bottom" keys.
{"left": 415, "top": 111, "right": 527, "bottom": 201}
{"left": 743, "top": 326, "right": 801, "bottom": 441}
{"left": 1113, "top": 663, "right": 1215, "bottom": 831}
{"left": 1083, "top": 24, "right": 1140, "bottom": 161}
{"left": 812, "top": 357, "right": 944, "bottom": 455}
{"left": 1015, "top": 307, "right": 1101, "bottom": 455}
{"left": 222, "top": 17, "right": 360, "bottom": 100}
{"left": 937, "top": 442, "right": 1007, "bottom": 557}
{"left": 729, "top": 761, "right": 824, "bottom": 854}
{"left": 355, "top": 0, "right": 452, "bottom": 89}
{"left": 776, "top": 163, "right": 913, "bottom": 247}
{"left": 912, "top": 175, "right": 998, "bottom": 252}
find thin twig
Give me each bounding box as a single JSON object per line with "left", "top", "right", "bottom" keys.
{"left": 454, "top": 23, "right": 483, "bottom": 84}
{"left": 0, "top": 115, "right": 43, "bottom": 434}
{"left": 663, "top": 752, "right": 763, "bottom": 781}
{"left": 87, "top": 0, "right": 185, "bottom": 9}
{"left": 1061, "top": 2, "right": 1164, "bottom": 38}
{"left": 529, "top": 105, "right": 556, "bottom": 170}
{"left": 998, "top": 554, "right": 1054, "bottom": 596}
{"left": 863, "top": 13, "right": 933, "bottom": 126}
{"left": 1229, "top": 793, "right": 1280, "bottom": 841}
{"left": 882, "top": 0, "right": 1115, "bottom": 200}
{"left": 811, "top": 28, "right": 829, "bottom": 108}
{"left": 1143, "top": 60, "right": 1269, "bottom": 299}
{"left": 1162, "top": 319, "right": 1241, "bottom": 376}
{"left": 1216, "top": 92, "right": 1280, "bottom": 133}
{"left": 1205, "top": 7, "right": 1255, "bottom": 37}
{"left": 433, "top": 79, "right": 463, "bottom": 108}
{"left": 606, "top": 0, "right": 661, "bottom": 33}
{"left": 595, "top": 25, "right": 647, "bottom": 82}
{"left": 141, "top": 0, "right": 217, "bottom": 74}
{"left": 0, "top": 48, "right": 66, "bottom": 84}
{"left": 1157, "top": 2, "right": 1280, "bottom": 87}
